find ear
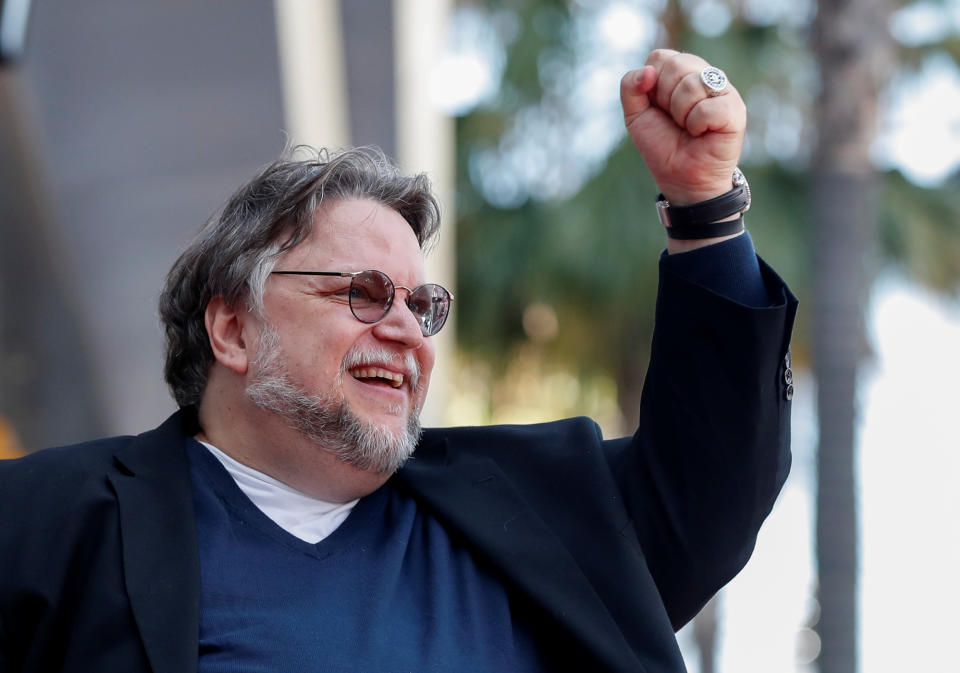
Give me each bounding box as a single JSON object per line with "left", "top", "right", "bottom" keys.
{"left": 205, "top": 296, "right": 252, "bottom": 375}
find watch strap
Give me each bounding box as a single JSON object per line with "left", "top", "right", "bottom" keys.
{"left": 664, "top": 214, "right": 745, "bottom": 240}
{"left": 656, "top": 182, "right": 750, "bottom": 228}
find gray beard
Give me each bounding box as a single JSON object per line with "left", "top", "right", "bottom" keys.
{"left": 244, "top": 326, "right": 422, "bottom": 475}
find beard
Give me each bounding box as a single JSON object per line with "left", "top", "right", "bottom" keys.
{"left": 243, "top": 326, "right": 423, "bottom": 475}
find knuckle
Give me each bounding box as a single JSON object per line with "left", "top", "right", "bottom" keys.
{"left": 680, "top": 72, "right": 702, "bottom": 97}
{"left": 649, "top": 48, "right": 676, "bottom": 61}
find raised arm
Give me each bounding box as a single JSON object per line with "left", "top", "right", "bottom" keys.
{"left": 612, "top": 51, "right": 797, "bottom": 628}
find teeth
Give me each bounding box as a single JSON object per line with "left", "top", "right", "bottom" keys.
{"left": 350, "top": 367, "right": 404, "bottom": 388}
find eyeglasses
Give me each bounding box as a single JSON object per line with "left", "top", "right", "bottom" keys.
{"left": 270, "top": 269, "right": 453, "bottom": 337}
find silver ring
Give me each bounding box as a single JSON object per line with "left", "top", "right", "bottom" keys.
{"left": 700, "top": 66, "right": 728, "bottom": 97}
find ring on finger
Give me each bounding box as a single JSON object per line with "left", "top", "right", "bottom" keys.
{"left": 700, "top": 66, "right": 728, "bottom": 97}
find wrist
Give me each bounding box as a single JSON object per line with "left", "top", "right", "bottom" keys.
{"left": 656, "top": 167, "right": 741, "bottom": 205}
{"left": 659, "top": 185, "right": 736, "bottom": 206}
{"left": 667, "top": 228, "right": 744, "bottom": 254}
{"left": 656, "top": 168, "right": 751, "bottom": 238}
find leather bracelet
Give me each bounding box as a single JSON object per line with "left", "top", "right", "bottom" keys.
{"left": 665, "top": 214, "right": 745, "bottom": 240}
{"left": 656, "top": 168, "right": 751, "bottom": 238}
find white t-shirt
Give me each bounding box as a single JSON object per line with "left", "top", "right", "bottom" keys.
{"left": 198, "top": 441, "right": 358, "bottom": 543}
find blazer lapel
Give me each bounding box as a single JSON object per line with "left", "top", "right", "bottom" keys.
{"left": 396, "top": 436, "right": 643, "bottom": 673}
{"left": 109, "top": 412, "right": 200, "bottom": 673}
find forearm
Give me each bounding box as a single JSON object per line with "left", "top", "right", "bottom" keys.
{"left": 612, "top": 260, "right": 797, "bottom": 628}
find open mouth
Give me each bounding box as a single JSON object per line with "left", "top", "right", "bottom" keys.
{"left": 348, "top": 366, "right": 404, "bottom": 389}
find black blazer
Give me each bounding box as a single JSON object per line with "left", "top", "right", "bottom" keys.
{"left": 0, "top": 262, "right": 797, "bottom": 673}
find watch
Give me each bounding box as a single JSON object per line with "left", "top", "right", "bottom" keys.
{"left": 657, "top": 168, "right": 751, "bottom": 239}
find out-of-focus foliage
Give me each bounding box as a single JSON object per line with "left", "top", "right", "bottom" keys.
{"left": 453, "top": 0, "right": 960, "bottom": 423}
{"left": 880, "top": 171, "right": 960, "bottom": 294}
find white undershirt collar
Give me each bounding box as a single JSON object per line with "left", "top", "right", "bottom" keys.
{"left": 198, "top": 441, "right": 358, "bottom": 544}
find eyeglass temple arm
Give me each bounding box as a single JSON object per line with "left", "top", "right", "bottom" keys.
{"left": 270, "top": 271, "right": 357, "bottom": 277}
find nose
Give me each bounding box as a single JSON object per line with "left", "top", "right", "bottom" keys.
{"left": 371, "top": 287, "right": 424, "bottom": 348}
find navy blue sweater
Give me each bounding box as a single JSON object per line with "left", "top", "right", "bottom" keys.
{"left": 188, "top": 440, "right": 547, "bottom": 673}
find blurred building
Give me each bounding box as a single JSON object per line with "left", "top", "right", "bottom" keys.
{"left": 1, "top": 0, "right": 453, "bottom": 450}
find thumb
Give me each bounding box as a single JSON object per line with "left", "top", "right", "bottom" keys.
{"left": 620, "top": 65, "right": 677, "bottom": 166}
{"left": 620, "top": 66, "right": 656, "bottom": 127}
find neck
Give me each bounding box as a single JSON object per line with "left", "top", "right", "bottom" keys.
{"left": 196, "top": 385, "right": 391, "bottom": 503}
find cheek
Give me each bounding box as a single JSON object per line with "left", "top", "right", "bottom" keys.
{"left": 418, "top": 342, "right": 437, "bottom": 385}
{"left": 270, "top": 321, "right": 352, "bottom": 378}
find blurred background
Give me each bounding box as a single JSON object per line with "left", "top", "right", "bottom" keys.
{"left": 1, "top": 0, "right": 958, "bottom": 671}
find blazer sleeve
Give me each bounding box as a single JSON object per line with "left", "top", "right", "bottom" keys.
{"left": 607, "top": 255, "right": 798, "bottom": 630}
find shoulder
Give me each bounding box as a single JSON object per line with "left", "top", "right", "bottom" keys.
{"left": 0, "top": 411, "right": 191, "bottom": 514}
{"left": 0, "top": 439, "right": 143, "bottom": 552}
{"left": 0, "top": 435, "right": 135, "bottom": 496}
{"left": 420, "top": 416, "right": 605, "bottom": 454}
{"left": 416, "top": 417, "right": 618, "bottom": 491}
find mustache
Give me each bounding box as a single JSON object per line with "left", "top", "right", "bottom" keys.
{"left": 341, "top": 345, "right": 422, "bottom": 393}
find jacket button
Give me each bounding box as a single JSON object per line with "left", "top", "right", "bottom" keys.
{"left": 784, "top": 367, "right": 793, "bottom": 385}
{"left": 785, "top": 383, "right": 794, "bottom": 401}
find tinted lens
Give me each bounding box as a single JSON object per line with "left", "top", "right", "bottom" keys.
{"left": 349, "top": 270, "right": 394, "bottom": 322}
{"left": 407, "top": 284, "right": 451, "bottom": 336}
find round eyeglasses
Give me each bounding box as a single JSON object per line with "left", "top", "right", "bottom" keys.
{"left": 270, "top": 269, "right": 453, "bottom": 337}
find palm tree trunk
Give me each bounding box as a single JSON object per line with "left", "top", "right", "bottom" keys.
{"left": 811, "top": 171, "right": 871, "bottom": 673}
{"left": 693, "top": 595, "right": 719, "bottom": 673}
{"left": 810, "top": 1, "right": 893, "bottom": 671}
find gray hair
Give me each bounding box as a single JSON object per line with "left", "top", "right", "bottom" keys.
{"left": 159, "top": 146, "right": 441, "bottom": 409}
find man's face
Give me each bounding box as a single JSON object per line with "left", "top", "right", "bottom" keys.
{"left": 244, "top": 198, "right": 436, "bottom": 473}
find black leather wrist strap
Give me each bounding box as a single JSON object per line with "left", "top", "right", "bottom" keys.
{"left": 657, "top": 182, "right": 750, "bottom": 227}
{"left": 664, "top": 214, "right": 745, "bottom": 240}
{"left": 656, "top": 168, "right": 751, "bottom": 239}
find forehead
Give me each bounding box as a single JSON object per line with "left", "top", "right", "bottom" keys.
{"left": 283, "top": 198, "right": 424, "bottom": 278}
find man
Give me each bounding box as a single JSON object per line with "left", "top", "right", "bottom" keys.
{"left": 0, "top": 50, "right": 796, "bottom": 672}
